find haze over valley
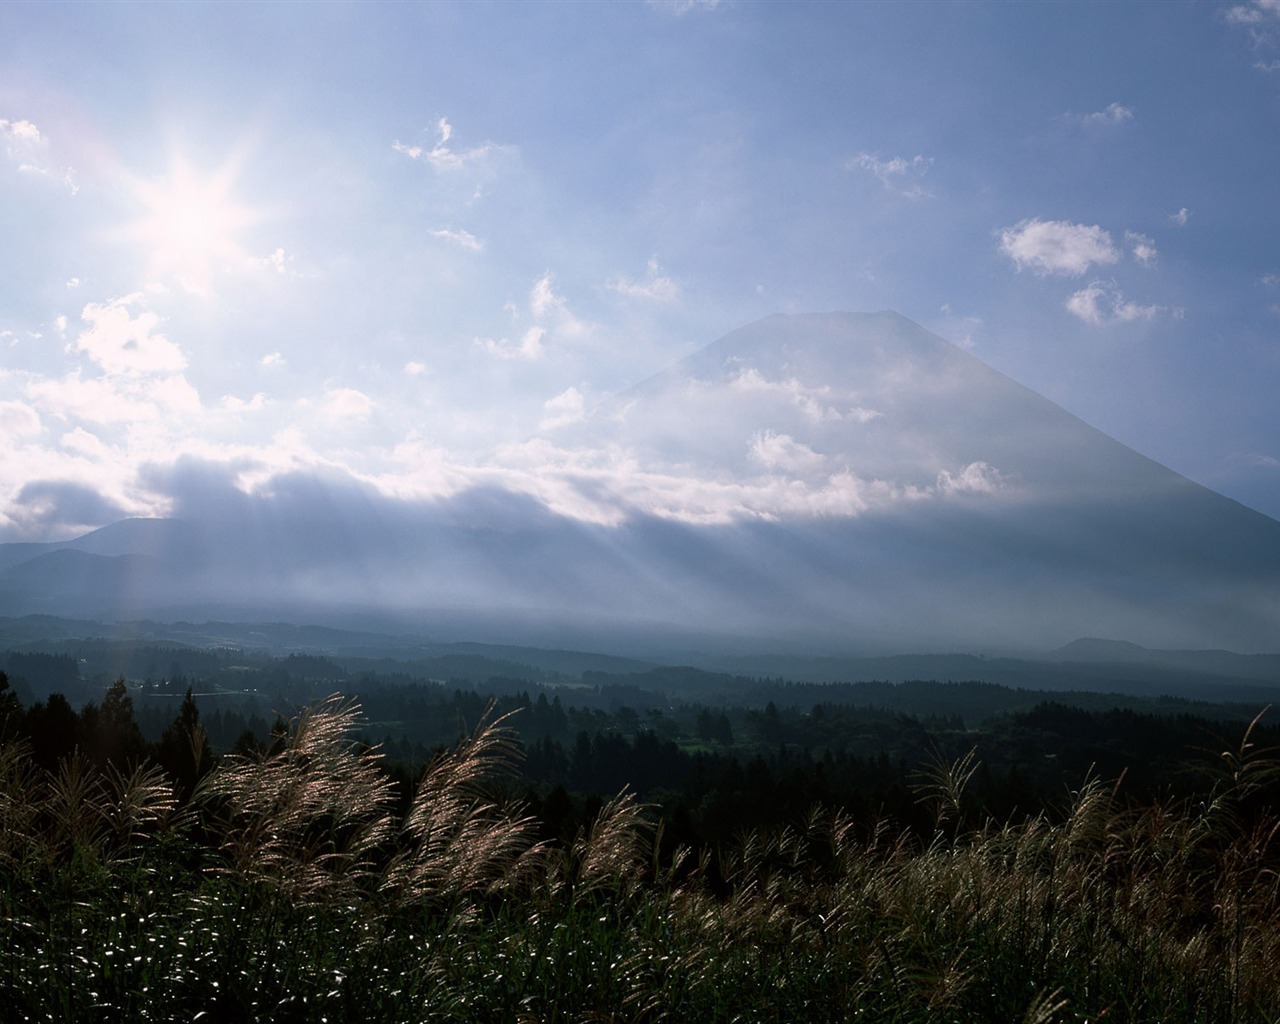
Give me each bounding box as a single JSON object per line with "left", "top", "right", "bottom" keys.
{"left": 2, "top": 311, "right": 1278, "bottom": 659}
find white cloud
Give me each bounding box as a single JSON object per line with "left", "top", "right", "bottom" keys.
{"left": 1227, "top": 0, "right": 1280, "bottom": 25}
{"left": 0, "top": 118, "right": 77, "bottom": 194}
{"left": 323, "top": 387, "right": 375, "bottom": 421}
{"left": 221, "top": 392, "right": 268, "bottom": 412}
{"left": 0, "top": 118, "right": 42, "bottom": 146}
{"left": 25, "top": 371, "right": 195, "bottom": 425}
{"left": 393, "top": 118, "right": 510, "bottom": 173}
{"left": 647, "top": 0, "right": 722, "bottom": 14}
{"left": 1126, "top": 231, "right": 1158, "bottom": 266}
{"left": 1168, "top": 207, "right": 1191, "bottom": 226}
{"left": 727, "top": 367, "right": 875, "bottom": 423}
{"left": 71, "top": 294, "right": 187, "bottom": 376}
{"left": 479, "top": 273, "right": 593, "bottom": 362}
{"left": 1228, "top": 1, "right": 1280, "bottom": 48}
{"left": 404, "top": 360, "right": 428, "bottom": 376}
{"left": 478, "top": 326, "right": 545, "bottom": 361}
{"left": 66, "top": 277, "right": 80, "bottom": 289}
{"left": 533, "top": 273, "right": 593, "bottom": 339}
{"left": 488, "top": 436, "right": 916, "bottom": 526}
{"left": 847, "top": 153, "right": 934, "bottom": 198}
{"left": 249, "top": 248, "right": 292, "bottom": 274}
{"left": 0, "top": 401, "right": 41, "bottom": 439}
{"left": 429, "top": 227, "right": 483, "bottom": 251}
{"left": 1, "top": 118, "right": 44, "bottom": 171}
{"left": 261, "top": 352, "right": 285, "bottom": 367}
{"left": 149, "top": 375, "right": 203, "bottom": 416}
{"left": 61, "top": 426, "right": 111, "bottom": 459}
{"left": 530, "top": 273, "right": 565, "bottom": 319}
{"left": 1081, "top": 102, "right": 1134, "bottom": 126}
{"left": 539, "top": 387, "right": 587, "bottom": 430}
{"left": 936, "top": 461, "right": 1003, "bottom": 496}
{"left": 999, "top": 219, "right": 1120, "bottom": 277}
{"left": 608, "top": 258, "right": 681, "bottom": 302}
{"left": 1065, "top": 280, "right": 1160, "bottom": 326}
{"left": 748, "top": 431, "right": 828, "bottom": 476}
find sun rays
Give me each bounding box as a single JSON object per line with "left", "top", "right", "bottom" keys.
{"left": 125, "top": 153, "right": 257, "bottom": 296}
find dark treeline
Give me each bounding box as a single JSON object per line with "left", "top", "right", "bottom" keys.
{"left": 4, "top": 652, "right": 1277, "bottom": 854}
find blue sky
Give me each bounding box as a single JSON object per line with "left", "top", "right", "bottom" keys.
{"left": 2, "top": 0, "right": 1280, "bottom": 541}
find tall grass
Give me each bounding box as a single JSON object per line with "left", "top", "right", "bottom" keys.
{"left": 1, "top": 698, "right": 1279, "bottom": 1021}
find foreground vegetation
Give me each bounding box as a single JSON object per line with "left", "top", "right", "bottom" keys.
{"left": 3, "top": 680, "right": 1280, "bottom": 1023}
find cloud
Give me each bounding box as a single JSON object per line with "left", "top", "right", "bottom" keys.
{"left": 478, "top": 273, "right": 593, "bottom": 362}
{"left": 322, "top": 387, "right": 375, "bottom": 422}
{"left": 71, "top": 294, "right": 187, "bottom": 376}
{"left": 1080, "top": 102, "right": 1134, "bottom": 126}
{"left": 1227, "top": 0, "right": 1280, "bottom": 25}
{"left": 1065, "top": 280, "right": 1160, "bottom": 326}
{"left": 1256, "top": 59, "right": 1280, "bottom": 71}
{"left": 404, "top": 360, "right": 428, "bottom": 376}
{"left": 1168, "top": 207, "right": 1191, "bottom": 226}
{"left": 261, "top": 352, "right": 285, "bottom": 367}
{"left": 11, "top": 479, "right": 130, "bottom": 530}
{"left": 429, "top": 227, "right": 483, "bottom": 251}
{"left": 249, "top": 247, "right": 293, "bottom": 274}
{"left": 539, "top": 387, "right": 587, "bottom": 431}
{"left": 936, "top": 461, "right": 1003, "bottom": 496}
{"left": 647, "top": 0, "right": 722, "bottom": 14}
{"left": 529, "top": 273, "right": 565, "bottom": 320}
{"left": 0, "top": 400, "right": 42, "bottom": 439}
{"left": 847, "top": 153, "right": 934, "bottom": 198}
{"left": 60, "top": 426, "right": 112, "bottom": 459}
{"left": 0, "top": 118, "right": 42, "bottom": 148}
{"left": 489, "top": 436, "right": 912, "bottom": 526}
{"left": 530, "top": 272, "right": 592, "bottom": 338}
{"left": 1126, "top": 231, "right": 1158, "bottom": 266}
{"left": 221, "top": 392, "right": 268, "bottom": 412}
{"left": 749, "top": 431, "right": 828, "bottom": 476}
{"left": 1227, "top": 1, "right": 1280, "bottom": 47}
{"left": 393, "top": 118, "right": 510, "bottom": 174}
{"left": 999, "top": 219, "right": 1120, "bottom": 276}
{"left": 1230, "top": 451, "right": 1280, "bottom": 469}
{"left": 608, "top": 258, "right": 680, "bottom": 302}
{"left": 727, "top": 368, "right": 877, "bottom": 423}
{"left": 0, "top": 118, "right": 78, "bottom": 193}
{"left": 478, "top": 326, "right": 545, "bottom": 361}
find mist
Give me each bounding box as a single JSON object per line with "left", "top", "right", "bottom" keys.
{"left": 3, "top": 314, "right": 1279, "bottom": 656}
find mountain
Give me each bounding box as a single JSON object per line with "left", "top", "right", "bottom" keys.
{"left": 2, "top": 311, "right": 1279, "bottom": 655}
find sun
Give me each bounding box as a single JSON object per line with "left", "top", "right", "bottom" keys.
{"left": 128, "top": 156, "right": 256, "bottom": 295}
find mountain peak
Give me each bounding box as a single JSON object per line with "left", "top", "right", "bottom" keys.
{"left": 3, "top": 311, "right": 1279, "bottom": 654}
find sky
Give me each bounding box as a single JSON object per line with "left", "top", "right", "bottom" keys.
{"left": 2, "top": 0, "right": 1280, "bottom": 543}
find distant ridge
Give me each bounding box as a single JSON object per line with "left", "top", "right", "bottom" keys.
{"left": 1054, "top": 638, "right": 1152, "bottom": 662}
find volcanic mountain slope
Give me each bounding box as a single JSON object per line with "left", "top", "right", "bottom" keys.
{"left": 2, "top": 311, "right": 1279, "bottom": 654}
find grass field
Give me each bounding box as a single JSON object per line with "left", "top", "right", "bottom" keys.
{"left": 2, "top": 698, "right": 1279, "bottom": 1022}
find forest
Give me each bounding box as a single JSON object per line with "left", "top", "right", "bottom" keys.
{"left": 2, "top": 641, "right": 1280, "bottom": 1021}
